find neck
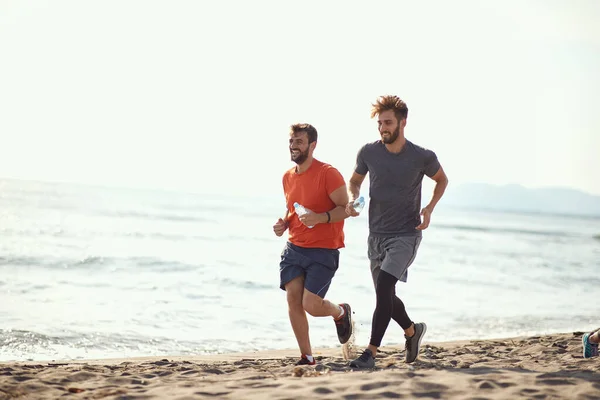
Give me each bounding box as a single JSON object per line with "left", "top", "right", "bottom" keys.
{"left": 384, "top": 135, "right": 407, "bottom": 154}
{"left": 295, "top": 156, "right": 314, "bottom": 173}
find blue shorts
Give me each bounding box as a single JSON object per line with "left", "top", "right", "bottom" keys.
{"left": 279, "top": 242, "right": 340, "bottom": 298}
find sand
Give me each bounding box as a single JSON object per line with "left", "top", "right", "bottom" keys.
{"left": 1, "top": 331, "right": 599, "bottom": 399}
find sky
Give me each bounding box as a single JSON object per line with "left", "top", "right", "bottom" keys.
{"left": 1, "top": 0, "right": 599, "bottom": 197}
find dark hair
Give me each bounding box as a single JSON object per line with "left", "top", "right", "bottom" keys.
{"left": 371, "top": 95, "right": 408, "bottom": 122}
{"left": 290, "top": 123, "right": 318, "bottom": 143}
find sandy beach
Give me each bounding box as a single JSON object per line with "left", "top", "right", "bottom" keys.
{"left": 1, "top": 331, "right": 599, "bottom": 399}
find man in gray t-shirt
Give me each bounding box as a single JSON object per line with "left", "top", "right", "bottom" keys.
{"left": 345, "top": 95, "right": 449, "bottom": 369}
{"left": 355, "top": 139, "right": 441, "bottom": 237}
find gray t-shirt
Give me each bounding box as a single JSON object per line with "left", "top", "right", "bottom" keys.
{"left": 355, "top": 139, "right": 441, "bottom": 237}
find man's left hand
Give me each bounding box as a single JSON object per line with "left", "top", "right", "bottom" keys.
{"left": 416, "top": 207, "right": 432, "bottom": 230}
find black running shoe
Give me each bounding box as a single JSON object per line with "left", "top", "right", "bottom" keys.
{"left": 334, "top": 303, "right": 352, "bottom": 344}
{"left": 296, "top": 355, "right": 315, "bottom": 366}
{"left": 349, "top": 349, "right": 375, "bottom": 369}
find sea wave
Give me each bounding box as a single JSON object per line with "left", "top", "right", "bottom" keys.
{"left": 0, "top": 227, "right": 68, "bottom": 237}
{"left": 0, "top": 329, "right": 251, "bottom": 362}
{"left": 436, "top": 223, "right": 586, "bottom": 238}
{"left": 0, "top": 256, "right": 202, "bottom": 272}
{"left": 219, "top": 278, "right": 273, "bottom": 291}
{"left": 152, "top": 202, "right": 242, "bottom": 214}
{"left": 0, "top": 227, "right": 217, "bottom": 242}
{"left": 95, "top": 210, "right": 215, "bottom": 224}
{"left": 122, "top": 231, "right": 218, "bottom": 241}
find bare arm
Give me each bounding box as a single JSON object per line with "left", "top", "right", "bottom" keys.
{"left": 298, "top": 185, "right": 350, "bottom": 227}
{"left": 315, "top": 184, "right": 350, "bottom": 224}
{"left": 424, "top": 166, "right": 449, "bottom": 212}
{"left": 416, "top": 166, "right": 448, "bottom": 230}
{"left": 348, "top": 172, "right": 366, "bottom": 202}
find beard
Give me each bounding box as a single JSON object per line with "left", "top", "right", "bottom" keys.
{"left": 381, "top": 125, "right": 400, "bottom": 144}
{"left": 290, "top": 147, "right": 310, "bottom": 164}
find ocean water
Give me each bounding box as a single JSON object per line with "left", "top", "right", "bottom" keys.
{"left": 1, "top": 178, "right": 599, "bottom": 362}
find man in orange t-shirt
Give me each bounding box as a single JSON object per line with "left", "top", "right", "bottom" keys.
{"left": 272, "top": 123, "right": 353, "bottom": 366}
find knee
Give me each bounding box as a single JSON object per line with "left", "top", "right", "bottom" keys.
{"left": 375, "top": 273, "right": 396, "bottom": 302}
{"left": 286, "top": 290, "right": 303, "bottom": 310}
{"left": 375, "top": 289, "right": 391, "bottom": 306}
{"left": 302, "top": 294, "right": 322, "bottom": 316}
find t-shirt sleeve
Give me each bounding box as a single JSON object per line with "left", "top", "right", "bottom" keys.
{"left": 324, "top": 167, "right": 346, "bottom": 196}
{"left": 423, "top": 149, "right": 441, "bottom": 177}
{"left": 354, "top": 145, "right": 368, "bottom": 175}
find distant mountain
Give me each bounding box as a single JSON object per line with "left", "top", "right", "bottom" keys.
{"left": 439, "top": 183, "right": 600, "bottom": 216}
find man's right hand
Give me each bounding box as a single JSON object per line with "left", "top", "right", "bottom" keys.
{"left": 273, "top": 218, "right": 288, "bottom": 236}
{"left": 345, "top": 201, "right": 360, "bottom": 217}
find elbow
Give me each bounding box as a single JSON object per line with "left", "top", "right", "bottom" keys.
{"left": 437, "top": 175, "right": 449, "bottom": 188}
{"left": 441, "top": 172, "right": 449, "bottom": 185}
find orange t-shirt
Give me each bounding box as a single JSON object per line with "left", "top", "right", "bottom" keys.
{"left": 282, "top": 159, "right": 345, "bottom": 249}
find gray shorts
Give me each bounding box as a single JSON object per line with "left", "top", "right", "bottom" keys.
{"left": 368, "top": 235, "right": 422, "bottom": 285}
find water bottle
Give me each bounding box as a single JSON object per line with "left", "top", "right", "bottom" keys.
{"left": 353, "top": 196, "right": 365, "bottom": 213}
{"left": 293, "top": 202, "right": 314, "bottom": 228}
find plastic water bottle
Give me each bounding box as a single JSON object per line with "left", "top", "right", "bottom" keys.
{"left": 293, "top": 202, "right": 314, "bottom": 228}
{"left": 353, "top": 196, "right": 365, "bottom": 213}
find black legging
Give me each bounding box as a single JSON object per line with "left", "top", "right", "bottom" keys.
{"left": 369, "top": 270, "right": 413, "bottom": 347}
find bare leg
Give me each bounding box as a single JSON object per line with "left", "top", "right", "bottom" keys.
{"left": 590, "top": 330, "right": 600, "bottom": 344}
{"left": 285, "top": 276, "right": 311, "bottom": 355}
{"left": 301, "top": 289, "right": 342, "bottom": 318}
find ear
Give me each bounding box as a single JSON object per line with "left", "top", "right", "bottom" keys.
{"left": 309, "top": 141, "right": 317, "bottom": 152}
{"left": 400, "top": 118, "right": 407, "bottom": 129}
